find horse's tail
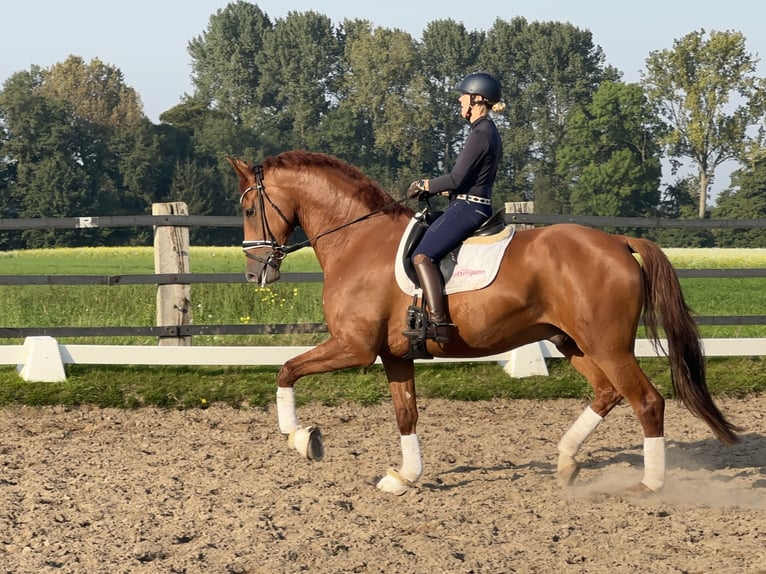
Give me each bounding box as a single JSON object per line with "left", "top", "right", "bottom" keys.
{"left": 626, "top": 237, "right": 739, "bottom": 445}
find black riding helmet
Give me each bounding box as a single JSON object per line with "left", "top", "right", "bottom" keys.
{"left": 456, "top": 72, "right": 501, "bottom": 104}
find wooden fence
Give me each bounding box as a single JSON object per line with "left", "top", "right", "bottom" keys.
{"left": 1, "top": 208, "right": 765, "bottom": 381}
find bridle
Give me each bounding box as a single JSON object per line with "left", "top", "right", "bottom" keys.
{"left": 239, "top": 163, "right": 410, "bottom": 285}
{"left": 239, "top": 165, "right": 296, "bottom": 284}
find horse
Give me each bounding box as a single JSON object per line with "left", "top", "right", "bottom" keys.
{"left": 227, "top": 151, "right": 739, "bottom": 496}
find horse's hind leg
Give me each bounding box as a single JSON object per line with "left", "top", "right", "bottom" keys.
{"left": 376, "top": 355, "right": 422, "bottom": 495}
{"left": 557, "top": 354, "right": 624, "bottom": 486}
{"left": 572, "top": 352, "right": 665, "bottom": 494}
{"left": 591, "top": 352, "right": 666, "bottom": 492}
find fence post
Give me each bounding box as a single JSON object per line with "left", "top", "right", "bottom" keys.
{"left": 153, "top": 202, "right": 192, "bottom": 346}
{"left": 505, "top": 201, "right": 535, "bottom": 230}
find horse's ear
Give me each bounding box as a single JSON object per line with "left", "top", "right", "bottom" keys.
{"left": 226, "top": 157, "right": 249, "bottom": 181}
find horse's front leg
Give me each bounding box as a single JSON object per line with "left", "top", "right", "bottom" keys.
{"left": 275, "top": 335, "right": 376, "bottom": 460}
{"left": 376, "top": 356, "right": 421, "bottom": 495}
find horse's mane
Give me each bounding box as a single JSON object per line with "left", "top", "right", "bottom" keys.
{"left": 261, "top": 150, "right": 410, "bottom": 216}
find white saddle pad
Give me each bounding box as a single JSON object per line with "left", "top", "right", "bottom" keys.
{"left": 394, "top": 217, "right": 515, "bottom": 296}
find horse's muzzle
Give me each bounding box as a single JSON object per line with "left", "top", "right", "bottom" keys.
{"left": 245, "top": 261, "right": 281, "bottom": 286}
{"left": 244, "top": 247, "right": 284, "bottom": 286}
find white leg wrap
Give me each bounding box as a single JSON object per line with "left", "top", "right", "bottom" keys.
{"left": 276, "top": 387, "right": 300, "bottom": 434}
{"left": 558, "top": 406, "right": 603, "bottom": 458}
{"left": 399, "top": 434, "right": 423, "bottom": 482}
{"left": 641, "top": 437, "right": 665, "bottom": 491}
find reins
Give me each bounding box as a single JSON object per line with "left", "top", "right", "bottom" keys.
{"left": 280, "top": 195, "right": 411, "bottom": 254}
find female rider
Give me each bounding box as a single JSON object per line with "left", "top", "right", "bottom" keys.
{"left": 404, "top": 72, "right": 505, "bottom": 343}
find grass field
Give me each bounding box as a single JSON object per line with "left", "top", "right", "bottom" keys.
{"left": 1, "top": 246, "right": 764, "bottom": 407}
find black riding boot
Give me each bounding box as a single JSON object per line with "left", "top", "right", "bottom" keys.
{"left": 407, "top": 254, "right": 452, "bottom": 343}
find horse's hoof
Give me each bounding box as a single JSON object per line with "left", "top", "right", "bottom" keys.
{"left": 622, "top": 482, "right": 658, "bottom": 497}
{"left": 376, "top": 468, "right": 413, "bottom": 495}
{"left": 288, "top": 425, "right": 324, "bottom": 461}
{"left": 556, "top": 456, "right": 580, "bottom": 486}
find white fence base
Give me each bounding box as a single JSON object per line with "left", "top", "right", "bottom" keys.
{"left": 501, "top": 341, "right": 550, "bottom": 377}
{"left": 16, "top": 336, "right": 67, "bottom": 382}
{"left": 1, "top": 337, "right": 765, "bottom": 383}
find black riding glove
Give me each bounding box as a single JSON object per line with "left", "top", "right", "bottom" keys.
{"left": 407, "top": 180, "right": 429, "bottom": 200}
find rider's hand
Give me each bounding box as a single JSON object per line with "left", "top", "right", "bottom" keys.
{"left": 407, "top": 179, "right": 429, "bottom": 200}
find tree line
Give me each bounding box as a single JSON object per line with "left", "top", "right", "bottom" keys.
{"left": 1, "top": 1, "right": 765, "bottom": 249}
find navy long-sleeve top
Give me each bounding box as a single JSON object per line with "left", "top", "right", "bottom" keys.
{"left": 427, "top": 115, "right": 503, "bottom": 199}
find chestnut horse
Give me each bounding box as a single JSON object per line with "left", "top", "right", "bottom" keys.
{"left": 228, "top": 151, "right": 738, "bottom": 496}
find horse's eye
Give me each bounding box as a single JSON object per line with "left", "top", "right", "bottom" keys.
{"left": 245, "top": 208, "right": 255, "bottom": 218}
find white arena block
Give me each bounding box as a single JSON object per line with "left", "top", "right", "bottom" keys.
{"left": 17, "top": 336, "right": 67, "bottom": 382}
{"left": 500, "top": 342, "right": 549, "bottom": 377}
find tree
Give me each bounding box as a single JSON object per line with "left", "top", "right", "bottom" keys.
{"left": 477, "top": 17, "right": 534, "bottom": 203}
{"left": 169, "top": 158, "right": 238, "bottom": 245}
{"left": 111, "top": 122, "right": 169, "bottom": 207}
{"left": 257, "top": 11, "right": 340, "bottom": 149}
{"left": 419, "top": 20, "right": 482, "bottom": 180}
{"left": 0, "top": 68, "right": 104, "bottom": 246}
{"left": 159, "top": 98, "right": 267, "bottom": 240}
{"left": 41, "top": 56, "right": 162, "bottom": 240}
{"left": 41, "top": 56, "right": 144, "bottom": 132}
{"left": 0, "top": 117, "right": 20, "bottom": 249}
{"left": 557, "top": 81, "right": 664, "bottom": 219}
{"left": 187, "top": 1, "right": 273, "bottom": 125}
{"left": 159, "top": 100, "right": 263, "bottom": 232}
{"left": 651, "top": 177, "right": 714, "bottom": 247}
{"left": 0, "top": 63, "right": 160, "bottom": 247}
{"left": 479, "top": 18, "right": 618, "bottom": 209}
{"left": 713, "top": 149, "right": 766, "bottom": 247}
{"left": 338, "top": 22, "right": 422, "bottom": 188}
{"left": 642, "top": 29, "right": 766, "bottom": 218}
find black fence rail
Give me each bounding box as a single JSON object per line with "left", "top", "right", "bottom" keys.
{"left": 506, "top": 214, "right": 766, "bottom": 229}
{"left": 0, "top": 323, "right": 329, "bottom": 339}
{"left": 0, "top": 272, "right": 323, "bottom": 286}
{"left": 1, "top": 268, "right": 765, "bottom": 288}
{"left": 0, "top": 215, "right": 241, "bottom": 230}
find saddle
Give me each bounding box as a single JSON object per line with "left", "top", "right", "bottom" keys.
{"left": 400, "top": 207, "right": 508, "bottom": 360}
{"left": 401, "top": 207, "right": 507, "bottom": 288}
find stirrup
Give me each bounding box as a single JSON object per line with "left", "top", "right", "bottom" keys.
{"left": 403, "top": 301, "right": 453, "bottom": 344}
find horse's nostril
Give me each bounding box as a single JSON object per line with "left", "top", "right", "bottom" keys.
{"left": 245, "top": 273, "right": 259, "bottom": 283}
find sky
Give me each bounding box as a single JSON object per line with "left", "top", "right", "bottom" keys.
{"left": 2, "top": 0, "right": 765, "bottom": 196}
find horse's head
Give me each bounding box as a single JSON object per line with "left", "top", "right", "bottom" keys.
{"left": 227, "top": 157, "right": 297, "bottom": 286}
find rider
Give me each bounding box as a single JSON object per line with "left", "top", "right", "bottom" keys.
{"left": 405, "top": 72, "right": 505, "bottom": 343}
